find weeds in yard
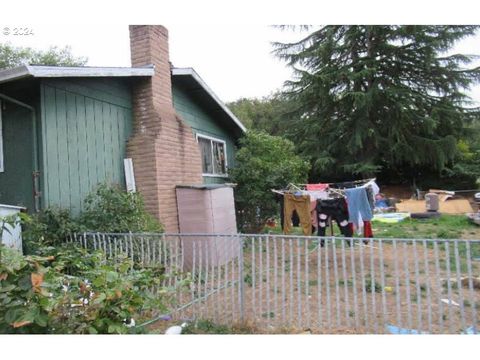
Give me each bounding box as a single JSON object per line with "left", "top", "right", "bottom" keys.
{"left": 182, "top": 320, "right": 262, "bottom": 334}
{"left": 182, "top": 320, "right": 231, "bottom": 334}
{"left": 365, "top": 278, "right": 382, "bottom": 293}
{"left": 262, "top": 312, "right": 275, "bottom": 319}
{"left": 338, "top": 279, "right": 354, "bottom": 287}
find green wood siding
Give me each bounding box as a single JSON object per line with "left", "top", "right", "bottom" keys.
{"left": 0, "top": 104, "right": 34, "bottom": 209}
{"left": 0, "top": 79, "right": 39, "bottom": 211}
{"left": 172, "top": 83, "right": 237, "bottom": 184}
{"left": 40, "top": 78, "right": 133, "bottom": 214}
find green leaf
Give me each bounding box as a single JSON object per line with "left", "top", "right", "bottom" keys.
{"left": 4, "top": 308, "right": 21, "bottom": 323}
{"left": 18, "top": 275, "right": 32, "bottom": 291}
{"left": 92, "top": 292, "right": 106, "bottom": 305}
{"left": 106, "top": 271, "right": 119, "bottom": 282}
{"left": 0, "top": 284, "right": 16, "bottom": 293}
{"left": 34, "top": 313, "right": 49, "bottom": 327}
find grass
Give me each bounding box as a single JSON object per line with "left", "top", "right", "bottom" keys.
{"left": 264, "top": 215, "right": 480, "bottom": 272}
{"left": 181, "top": 319, "right": 265, "bottom": 334}
{"left": 372, "top": 214, "right": 479, "bottom": 239}
{"left": 264, "top": 214, "right": 480, "bottom": 240}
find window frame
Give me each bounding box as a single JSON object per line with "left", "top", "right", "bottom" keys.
{"left": 0, "top": 101, "right": 4, "bottom": 173}
{"left": 196, "top": 133, "right": 228, "bottom": 178}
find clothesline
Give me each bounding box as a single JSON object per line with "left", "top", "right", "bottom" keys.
{"left": 277, "top": 178, "right": 378, "bottom": 238}
{"left": 296, "top": 177, "right": 376, "bottom": 188}
{"left": 272, "top": 178, "right": 377, "bottom": 196}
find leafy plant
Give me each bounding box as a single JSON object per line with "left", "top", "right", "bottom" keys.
{"left": 21, "top": 184, "right": 164, "bottom": 254}
{"left": 0, "top": 244, "right": 169, "bottom": 334}
{"left": 22, "top": 208, "right": 81, "bottom": 254}
{"left": 80, "top": 184, "right": 163, "bottom": 233}
{"left": 230, "top": 131, "right": 309, "bottom": 232}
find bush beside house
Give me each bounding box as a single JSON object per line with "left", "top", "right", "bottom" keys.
{"left": 0, "top": 184, "right": 168, "bottom": 334}
{"left": 230, "top": 131, "right": 310, "bottom": 233}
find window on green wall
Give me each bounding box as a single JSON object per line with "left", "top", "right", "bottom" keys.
{"left": 197, "top": 134, "right": 227, "bottom": 177}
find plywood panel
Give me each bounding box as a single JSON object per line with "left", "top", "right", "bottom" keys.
{"left": 396, "top": 199, "right": 474, "bottom": 214}
{"left": 176, "top": 186, "right": 239, "bottom": 269}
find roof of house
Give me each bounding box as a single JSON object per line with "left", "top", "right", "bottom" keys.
{"left": 0, "top": 65, "right": 155, "bottom": 84}
{"left": 0, "top": 64, "right": 246, "bottom": 134}
{"left": 172, "top": 67, "right": 246, "bottom": 133}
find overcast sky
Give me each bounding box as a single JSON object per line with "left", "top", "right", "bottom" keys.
{"left": 1, "top": 24, "right": 479, "bottom": 104}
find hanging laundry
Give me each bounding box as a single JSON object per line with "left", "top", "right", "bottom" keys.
{"left": 363, "top": 221, "right": 373, "bottom": 238}
{"left": 316, "top": 198, "right": 353, "bottom": 238}
{"left": 284, "top": 194, "right": 312, "bottom": 236}
{"left": 310, "top": 199, "right": 318, "bottom": 231}
{"left": 306, "top": 183, "right": 329, "bottom": 191}
{"left": 277, "top": 194, "right": 300, "bottom": 229}
{"left": 345, "top": 187, "right": 373, "bottom": 228}
{"left": 365, "top": 186, "right": 375, "bottom": 211}
{"left": 365, "top": 179, "right": 380, "bottom": 196}
{"left": 306, "top": 183, "right": 329, "bottom": 200}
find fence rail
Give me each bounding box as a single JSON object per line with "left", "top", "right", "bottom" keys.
{"left": 68, "top": 233, "right": 480, "bottom": 334}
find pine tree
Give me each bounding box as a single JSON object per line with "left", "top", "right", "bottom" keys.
{"left": 273, "top": 26, "right": 480, "bottom": 181}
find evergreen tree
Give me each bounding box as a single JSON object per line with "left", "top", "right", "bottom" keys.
{"left": 273, "top": 26, "right": 480, "bottom": 181}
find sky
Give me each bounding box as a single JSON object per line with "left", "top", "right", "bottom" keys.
{"left": 1, "top": 24, "right": 479, "bottom": 105}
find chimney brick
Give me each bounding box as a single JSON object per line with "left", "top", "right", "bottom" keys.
{"left": 127, "top": 25, "right": 203, "bottom": 232}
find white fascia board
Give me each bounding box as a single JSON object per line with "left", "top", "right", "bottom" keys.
{"left": 0, "top": 65, "right": 154, "bottom": 84}
{"left": 172, "top": 67, "right": 246, "bottom": 133}
{"left": 27, "top": 65, "right": 155, "bottom": 78}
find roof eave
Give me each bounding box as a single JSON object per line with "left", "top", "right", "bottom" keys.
{"left": 172, "top": 67, "right": 246, "bottom": 133}
{"left": 0, "top": 65, "right": 31, "bottom": 84}
{"left": 0, "top": 65, "right": 155, "bottom": 85}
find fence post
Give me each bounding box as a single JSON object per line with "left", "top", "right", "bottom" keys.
{"left": 239, "top": 236, "right": 245, "bottom": 322}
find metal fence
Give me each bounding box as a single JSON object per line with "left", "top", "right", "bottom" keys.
{"left": 68, "top": 233, "right": 480, "bottom": 334}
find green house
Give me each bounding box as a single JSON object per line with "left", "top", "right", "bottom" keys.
{"left": 0, "top": 61, "right": 245, "bottom": 221}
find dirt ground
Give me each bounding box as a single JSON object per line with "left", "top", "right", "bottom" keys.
{"left": 153, "top": 238, "right": 480, "bottom": 334}
{"left": 380, "top": 184, "right": 479, "bottom": 212}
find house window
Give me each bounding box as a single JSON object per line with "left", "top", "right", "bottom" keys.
{"left": 197, "top": 134, "right": 227, "bottom": 176}
{"left": 0, "top": 101, "right": 4, "bottom": 173}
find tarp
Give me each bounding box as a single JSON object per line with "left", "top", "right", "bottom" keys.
{"left": 373, "top": 212, "right": 410, "bottom": 223}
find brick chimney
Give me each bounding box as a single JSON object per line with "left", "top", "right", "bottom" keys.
{"left": 127, "top": 25, "right": 203, "bottom": 232}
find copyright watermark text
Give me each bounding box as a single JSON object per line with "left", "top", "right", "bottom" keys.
{"left": 2, "top": 27, "right": 35, "bottom": 36}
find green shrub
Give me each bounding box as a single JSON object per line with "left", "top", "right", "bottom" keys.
{"left": 230, "top": 131, "right": 310, "bottom": 232}
{"left": 0, "top": 244, "right": 169, "bottom": 334}
{"left": 22, "top": 208, "right": 81, "bottom": 254}
{"left": 80, "top": 184, "right": 163, "bottom": 233}
{"left": 22, "top": 184, "right": 164, "bottom": 254}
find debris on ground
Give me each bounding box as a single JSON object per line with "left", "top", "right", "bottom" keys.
{"left": 441, "top": 298, "right": 460, "bottom": 307}
{"left": 386, "top": 324, "right": 428, "bottom": 334}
